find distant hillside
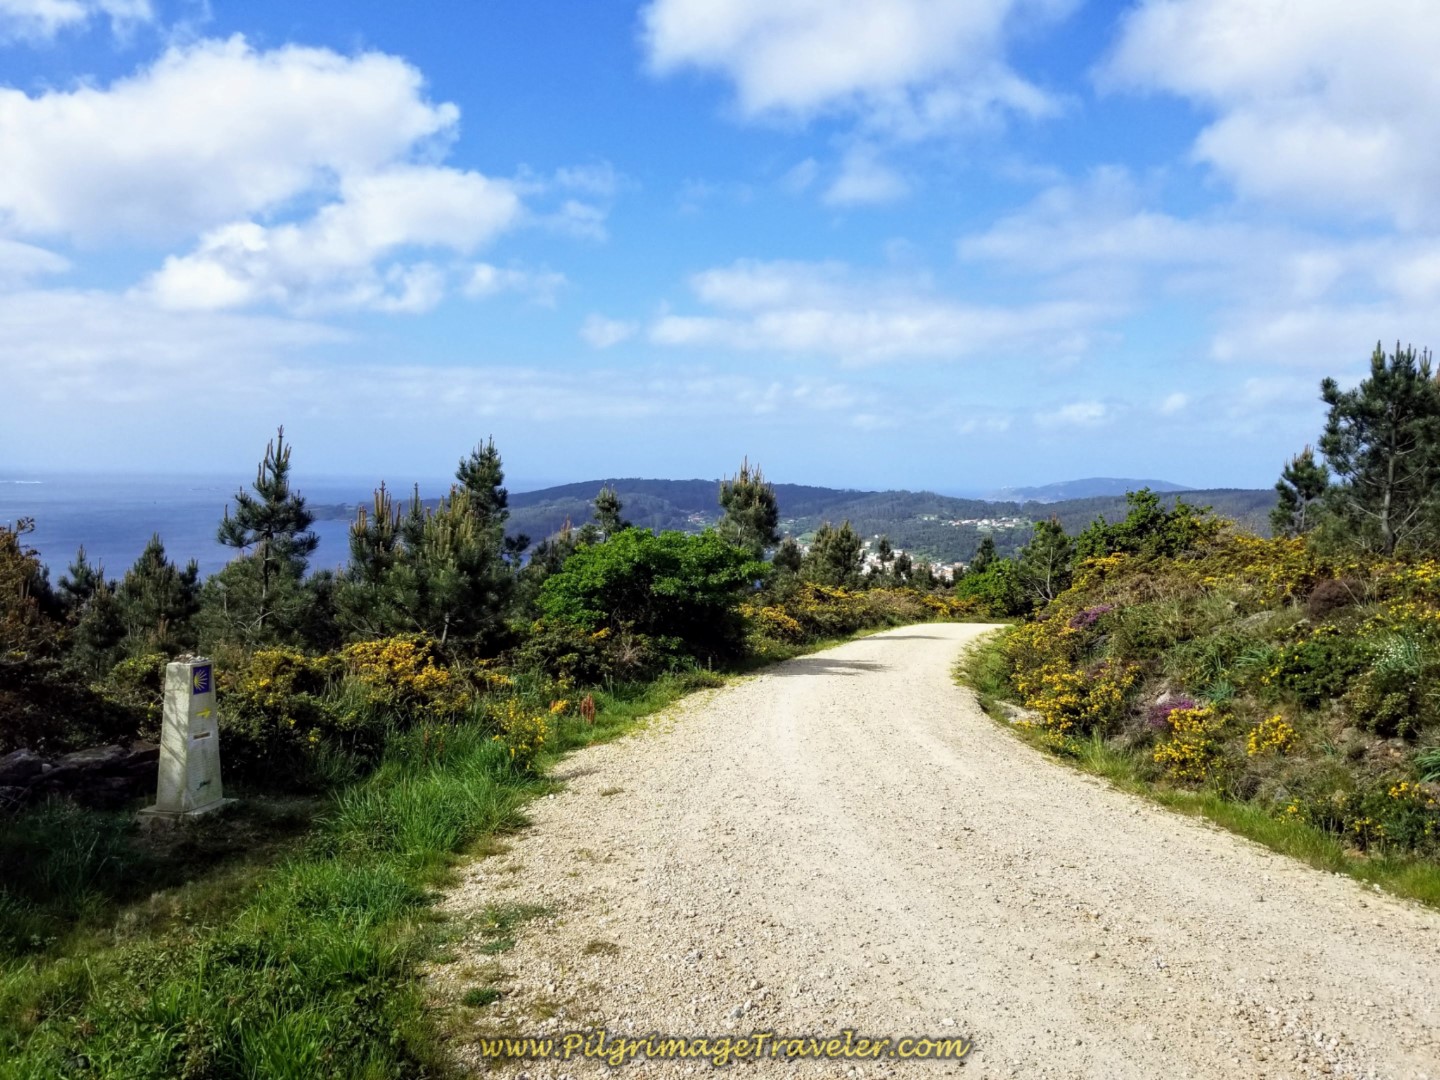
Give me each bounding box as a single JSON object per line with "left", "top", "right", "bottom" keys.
{"left": 505, "top": 479, "right": 1279, "bottom": 565}
{"left": 990, "top": 477, "right": 1190, "bottom": 502}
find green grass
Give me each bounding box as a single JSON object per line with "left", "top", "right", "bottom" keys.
{"left": 956, "top": 629, "right": 1440, "bottom": 910}
{"left": 0, "top": 673, "right": 710, "bottom": 1080}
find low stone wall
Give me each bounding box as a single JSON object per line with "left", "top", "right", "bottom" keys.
{"left": 0, "top": 744, "right": 159, "bottom": 811}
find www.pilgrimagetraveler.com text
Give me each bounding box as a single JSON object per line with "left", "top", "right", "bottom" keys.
{"left": 474, "top": 1029, "right": 973, "bottom": 1066}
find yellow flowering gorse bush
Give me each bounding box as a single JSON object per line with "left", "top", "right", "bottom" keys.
{"left": 1152, "top": 706, "right": 1227, "bottom": 782}
{"left": 341, "top": 635, "right": 472, "bottom": 720}
{"left": 1246, "top": 713, "right": 1296, "bottom": 756}
{"left": 487, "top": 696, "right": 549, "bottom": 769}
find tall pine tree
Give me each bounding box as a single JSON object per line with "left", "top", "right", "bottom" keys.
{"left": 718, "top": 458, "right": 780, "bottom": 558}
{"left": 200, "top": 427, "right": 318, "bottom": 648}
{"left": 593, "top": 485, "right": 629, "bottom": 539}
{"left": 1271, "top": 446, "right": 1329, "bottom": 538}
{"left": 335, "top": 442, "right": 516, "bottom": 650}
{"left": 802, "top": 521, "right": 863, "bottom": 587}
{"left": 1318, "top": 342, "right": 1440, "bottom": 554}
{"left": 58, "top": 547, "right": 124, "bottom": 676}
{"left": 116, "top": 535, "right": 199, "bottom": 657}
{"left": 1018, "top": 518, "right": 1073, "bottom": 604}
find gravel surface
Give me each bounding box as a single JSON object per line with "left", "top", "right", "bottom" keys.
{"left": 435, "top": 623, "right": 1440, "bottom": 1079}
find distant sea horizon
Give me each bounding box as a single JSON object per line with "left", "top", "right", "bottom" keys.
{"left": 0, "top": 471, "right": 464, "bottom": 580}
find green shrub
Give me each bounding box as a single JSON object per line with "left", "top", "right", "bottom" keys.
{"left": 1342, "top": 632, "right": 1438, "bottom": 739}
{"left": 537, "top": 529, "right": 761, "bottom": 665}
{"left": 1267, "top": 629, "right": 1374, "bottom": 709}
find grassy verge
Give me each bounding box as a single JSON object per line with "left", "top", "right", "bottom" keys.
{"left": 0, "top": 668, "right": 730, "bottom": 1080}
{"left": 956, "top": 628, "right": 1440, "bottom": 910}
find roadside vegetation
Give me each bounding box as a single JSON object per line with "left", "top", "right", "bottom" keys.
{"left": 1, "top": 439, "right": 972, "bottom": 1077}
{"left": 960, "top": 343, "right": 1440, "bottom": 907}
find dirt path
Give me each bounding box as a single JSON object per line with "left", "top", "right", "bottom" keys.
{"left": 437, "top": 624, "right": 1440, "bottom": 1079}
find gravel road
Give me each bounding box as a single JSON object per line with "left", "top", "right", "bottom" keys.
{"left": 437, "top": 623, "right": 1440, "bottom": 1079}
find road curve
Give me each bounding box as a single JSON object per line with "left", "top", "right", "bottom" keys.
{"left": 438, "top": 623, "right": 1439, "bottom": 1079}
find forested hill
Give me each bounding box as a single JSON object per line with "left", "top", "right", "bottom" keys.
{"left": 506, "top": 479, "right": 1278, "bottom": 565}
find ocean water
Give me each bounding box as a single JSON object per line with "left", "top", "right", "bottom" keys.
{"left": 0, "top": 472, "right": 453, "bottom": 580}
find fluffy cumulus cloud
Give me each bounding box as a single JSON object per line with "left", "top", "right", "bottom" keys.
{"left": 644, "top": 258, "right": 1106, "bottom": 365}
{"left": 146, "top": 167, "right": 524, "bottom": 313}
{"left": 0, "top": 36, "right": 605, "bottom": 314}
{"left": 642, "top": 0, "right": 1069, "bottom": 130}
{"left": 1101, "top": 0, "right": 1440, "bottom": 226}
{"left": 0, "top": 0, "right": 149, "bottom": 41}
{"left": 0, "top": 36, "right": 458, "bottom": 242}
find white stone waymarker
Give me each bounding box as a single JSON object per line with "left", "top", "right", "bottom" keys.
{"left": 141, "top": 657, "right": 233, "bottom": 820}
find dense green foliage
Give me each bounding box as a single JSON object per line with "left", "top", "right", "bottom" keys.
{"left": 536, "top": 528, "right": 761, "bottom": 667}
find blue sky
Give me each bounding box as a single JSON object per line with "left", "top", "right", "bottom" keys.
{"left": 2, "top": 0, "right": 1437, "bottom": 494}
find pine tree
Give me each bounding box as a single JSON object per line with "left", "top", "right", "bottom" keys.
{"left": 201, "top": 428, "right": 319, "bottom": 648}
{"left": 335, "top": 484, "right": 403, "bottom": 639}
{"left": 969, "top": 535, "right": 997, "bottom": 574}
{"left": 718, "top": 458, "right": 781, "bottom": 558}
{"left": 593, "top": 486, "right": 629, "bottom": 539}
{"left": 1018, "top": 517, "right": 1074, "bottom": 604}
{"left": 772, "top": 536, "right": 803, "bottom": 575}
{"left": 892, "top": 550, "right": 913, "bottom": 584}
{"left": 58, "top": 547, "right": 124, "bottom": 676}
{"left": 396, "top": 485, "right": 512, "bottom": 647}
{"left": 348, "top": 483, "right": 402, "bottom": 587}
{"left": 57, "top": 546, "right": 106, "bottom": 614}
{"left": 116, "top": 534, "right": 199, "bottom": 656}
{"left": 335, "top": 443, "right": 516, "bottom": 650}
{"left": 803, "top": 521, "right": 863, "bottom": 587}
{"left": 456, "top": 437, "right": 509, "bottom": 530}
{"left": 1271, "top": 446, "right": 1329, "bottom": 538}
{"left": 1317, "top": 342, "right": 1440, "bottom": 554}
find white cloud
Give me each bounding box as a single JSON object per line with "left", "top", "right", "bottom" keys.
{"left": 1035, "top": 400, "right": 1110, "bottom": 428}
{"left": 0, "top": 238, "right": 69, "bottom": 286}
{"left": 0, "top": 0, "right": 149, "bottom": 41}
{"left": 0, "top": 290, "right": 863, "bottom": 433}
{"left": 958, "top": 167, "right": 1440, "bottom": 375}
{"left": 465, "top": 264, "right": 566, "bottom": 305}
{"left": 648, "top": 258, "right": 1107, "bottom": 365}
{"left": 824, "top": 146, "right": 910, "bottom": 206}
{"left": 0, "top": 37, "right": 609, "bottom": 315}
{"left": 1159, "top": 392, "right": 1189, "bottom": 415}
{"left": 0, "top": 36, "right": 459, "bottom": 243}
{"left": 1101, "top": 0, "right": 1440, "bottom": 226}
{"left": 959, "top": 167, "right": 1244, "bottom": 274}
{"left": 0, "top": 288, "right": 344, "bottom": 408}
{"left": 146, "top": 167, "right": 525, "bottom": 313}
{"left": 580, "top": 314, "right": 638, "bottom": 349}
{"left": 641, "top": 0, "right": 1070, "bottom": 136}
